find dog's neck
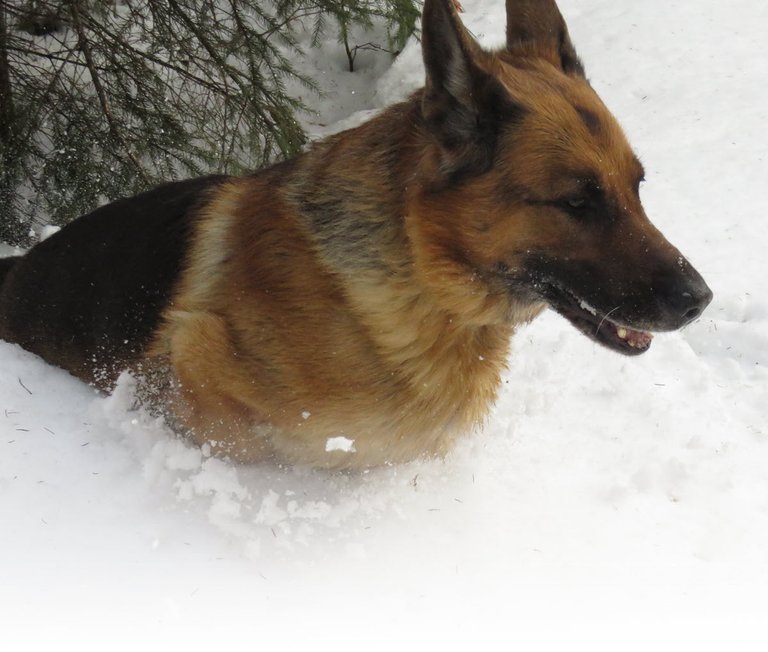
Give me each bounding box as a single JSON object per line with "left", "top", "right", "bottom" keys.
{"left": 285, "top": 95, "right": 533, "bottom": 431}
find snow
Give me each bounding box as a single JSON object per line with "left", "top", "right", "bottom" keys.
{"left": 2, "top": 1, "right": 767, "bottom": 649}
{"left": 38, "top": 224, "right": 61, "bottom": 241}
{"left": 0, "top": 242, "right": 23, "bottom": 257}
{"left": 325, "top": 436, "right": 357, "bottom": 453}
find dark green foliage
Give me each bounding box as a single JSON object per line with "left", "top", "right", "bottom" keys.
{"left": 0, "top": 0, "right": 420, "bottom": 245}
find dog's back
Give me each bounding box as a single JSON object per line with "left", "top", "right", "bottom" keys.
{"left": 0, "top": 256, "right": 21, "bottom": 286}
{"left": 0, "top": 175, "right": 227, "bottom": 386}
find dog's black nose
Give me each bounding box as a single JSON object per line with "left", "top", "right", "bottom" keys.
{"left": 649, "top": 256, "right": 713, "bottom": 331}
{"left": 665, "top": 272, "right": 713, "bottom": 327}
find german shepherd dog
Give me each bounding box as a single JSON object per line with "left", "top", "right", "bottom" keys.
{"left": 0, "top": 0, "right": 711, "bottom": 469}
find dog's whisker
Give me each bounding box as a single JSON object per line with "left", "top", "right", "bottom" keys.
{"left": 596, "top": 306, "right": 621, "bottom": 335}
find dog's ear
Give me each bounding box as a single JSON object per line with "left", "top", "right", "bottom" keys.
{"left": 421, "top": 0, "right": 517, "bottom": 179}
{"left": 505, "top": 0, "right": 584, "bottom": 77}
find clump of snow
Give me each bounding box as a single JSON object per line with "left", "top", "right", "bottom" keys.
{"left": 325, "top": 436, "right": 356, "bottom": 453}
{"left": 579, "top": 299, "right": 598, "bottom": 316}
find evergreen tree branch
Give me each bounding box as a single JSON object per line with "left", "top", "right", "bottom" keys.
{"left": 69, "top": 1, "right": 151, "bottom": 185}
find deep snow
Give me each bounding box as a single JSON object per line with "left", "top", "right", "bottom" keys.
{"left": 2, "top": 1, "right": 767, "bottom": 649}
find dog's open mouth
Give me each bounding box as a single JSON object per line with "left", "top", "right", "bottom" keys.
{"left": 543, "top": 285, "right": 654, "bottom": 356}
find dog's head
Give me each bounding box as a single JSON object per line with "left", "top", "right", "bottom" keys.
{"left": 408, "top": 0, "right": 712, "bottom": 355}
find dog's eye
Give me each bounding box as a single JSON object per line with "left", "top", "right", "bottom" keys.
{"left": 566, "top": 197, "right": 588, "bottom": 210}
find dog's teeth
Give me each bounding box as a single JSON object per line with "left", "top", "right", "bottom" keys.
{"left": 617, "top": 328, "right": 628, "bottom": 339}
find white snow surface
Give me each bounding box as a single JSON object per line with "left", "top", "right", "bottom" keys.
{"left": 2, "top": 1, "right": 768, "bottom": 649}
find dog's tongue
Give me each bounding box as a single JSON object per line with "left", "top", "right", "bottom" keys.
{"left": 616, "top": 325, "right": 653, "bottom": 349}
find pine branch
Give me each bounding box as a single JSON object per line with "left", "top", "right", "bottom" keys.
{"left": 69, "top": 1, "right": 151, "bottom": 185}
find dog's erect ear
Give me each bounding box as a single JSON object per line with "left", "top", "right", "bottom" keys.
{"left": 421, "top": 0, "right": 517, "bottom": 179}
{"left": 421, "top": 0, "right": 484, "bottom": 113}
{"left": 505, "top": 0, "right": 584, "bottom": 76}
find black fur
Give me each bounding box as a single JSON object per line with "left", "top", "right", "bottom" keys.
{"left": 0, "top": 256, "right": 21, "bottom": 286}
{"left": 419, "top": 0, "right": 523, "bottom": 186}
{"left": 0, "top": 175, "right": 228, "bottom": 386}
{"left": 523, "top": 252, "right": 712, "bottom": 333}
